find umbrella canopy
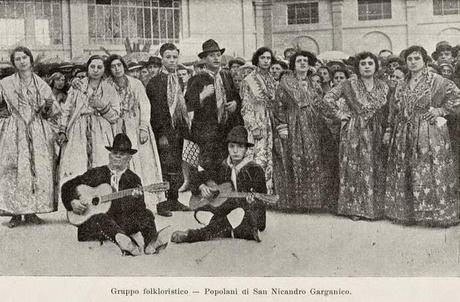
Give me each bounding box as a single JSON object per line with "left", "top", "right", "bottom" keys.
{"left": 39, "top": 56, "right": 67, "bottom": 65}
{"left": 317, "top": 51, "right": 350, "bottom": 63}
{"left": 71, "top": 54, "right": 92, "bottom": 65}
{"left": 123, "top": 52, "right": 152, "bottom": 63}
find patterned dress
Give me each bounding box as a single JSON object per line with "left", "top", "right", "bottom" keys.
{"left": 323, "top": 76, "right": 389, "bottom": 219}
{"left": 240, "top": 68, "right": 275, "bottom": 194}
{"left": 59, "top": 78, "right": 120, "bottom": 191}
{"left": 0, "top": 73, "right": 61, "bottom": 215}
{"left": 108, "top": 75, "right": 164, "bottom": 204}
{"left": 385, "top": 69, "right": 460, "bottom": 227}
{"left": 273, "top": 72, "right": 326, "bottom": 211}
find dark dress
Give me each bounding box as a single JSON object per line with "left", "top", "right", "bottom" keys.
{"left": 183, "top": 158, "right": 267, "bottom": 242}
{"left": 61, "top": 166, "right": 158, "bottom": 245}
{"left": 185, "top": 70, "right": 243, "bottom": 171}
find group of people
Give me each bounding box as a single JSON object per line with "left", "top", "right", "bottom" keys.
{"left": 0, "top": 38, "right": 459, "bottom": 256}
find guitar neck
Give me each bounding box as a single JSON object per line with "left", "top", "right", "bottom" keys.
{"left": 100, "top": 183, "right": 167, "bottom": 203}
{"left": 218, "top": 192, "right": 253, "bottom": 199}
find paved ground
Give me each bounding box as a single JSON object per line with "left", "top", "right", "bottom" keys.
{"left": 1, "top": 191, "right": 460, "bottom": 277}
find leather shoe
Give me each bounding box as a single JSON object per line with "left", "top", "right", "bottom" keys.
{"left": 24, "top": 214, "right": 44, "bottom": 225}
{"left": 168, "top": 200, "right": 190, "bottom": 212}
{"left": 8, "top": 216, "right": 22, "bottom": 228}
{"left": 171, "top": 230, "right": 189, "bottom": 243}
{"left": 156, "top": 202, "right": 173, "bottom": 217}
{"left": 115, "top": 233, "right": 141, "bottom": 256}
{"left": 145, "top": 239, "right": 168, "bottom": 254}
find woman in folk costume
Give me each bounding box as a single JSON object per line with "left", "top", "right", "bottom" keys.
{"left": 240, "top": 47, "right": 276, "bottom": 194}
{"left": 57, "top": 55, "right": 121, "bottom": 193}
{"left": 147, "top": 43, "right": 191, "bottom": 217}
{"left": 322, "top": 52, "right": 389, "bottom": 221}
{"left": 105, "top": 54, "right": 164, "bottom": 205}
{"left": 384, "top": 46, "right": 460, "bottom": 227}
{"left": 273, "top": 51, "right": 327, "bottom": 211}
{"left": 0, "top": 46, "right": 61, "bottom": 227}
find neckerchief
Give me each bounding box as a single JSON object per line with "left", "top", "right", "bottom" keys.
{"left": 108, "top": 76, "right": 135, "bottom": 119}
{"left": 109, "top": 167, "right": 127, "bottom": 192}
{"left": 225, "top": 155, "right": 252, "bottom": 191}
{"left": 204, "top": 68, "right": 227, "bottom": 123}
{"left": 161, "top": 67, "right": 190, "bottom": 129}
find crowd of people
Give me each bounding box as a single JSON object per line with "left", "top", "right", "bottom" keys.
{"left": 0, "top": 38, "right": 459, "bottom": 256}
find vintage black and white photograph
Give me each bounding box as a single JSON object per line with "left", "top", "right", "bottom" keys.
{"left": 0, "top": 0, "right": 460, "bottom": 296}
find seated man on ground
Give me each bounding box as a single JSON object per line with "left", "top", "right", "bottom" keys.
{"left": 171, "top": 126, "right": 267, "bottom": 243}
{"left": 61, "top": 133, "right": 166, "bottom": 256}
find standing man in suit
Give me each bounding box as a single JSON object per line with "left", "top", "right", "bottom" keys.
{"left": 146, "top": 43, "right": 190, "bottom": 217}
{"left": 185, "top": 39, "right": 243, "bottom": 173}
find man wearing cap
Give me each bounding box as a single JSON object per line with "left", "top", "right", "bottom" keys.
{"left": 432, "top": 42, "right": 457, "bottom": 65}
{"left": 146, "top": 43, "right": 191, "bottom": 217}
{"left": 127, "top": 62, "right": 142, "bottom": 79}
{"left": 61, "top": 133, "right": 164, "bottom": 256}
{"left": 185, "top": 39, "right": 243, "bottom": 173}
{"left": 171, "top": 126, "right": 266, "bottom": 243}
{"left": 228, "top": 57, "right": 246, "bottom": 76}
{"left": 146, "top": 56, "right": 162, "bottom": 77}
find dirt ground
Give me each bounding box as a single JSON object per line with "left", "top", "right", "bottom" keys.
{"left": 1, "top": 191, "right": 460, "bottom": 277}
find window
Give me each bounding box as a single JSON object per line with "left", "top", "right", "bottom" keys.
{"left": 287, "top": 2, "right": 319, "bottom": 25}
{"left": 0, "top": 0, "right": 63, "bottom": 46}
{"left": 433, "top": 0, "right": 460, "bottom": 15}
{"left": 358, "top": 0, "right": 391, "bottom": 21}
{"left": 88, "top": 0, "right": 181, "bottom": 45}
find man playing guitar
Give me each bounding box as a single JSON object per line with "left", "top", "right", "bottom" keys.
{"left": 171, "top": 126, "right": 267, "bottom": 243}
{"left": 61, "top": 133, "right": 165, "bottom": 256}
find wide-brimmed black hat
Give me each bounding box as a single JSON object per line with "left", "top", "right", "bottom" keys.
{"left": 226, "top": 125, "right": 254, "bottom": 147}
{"left": 105, "top": 133, "right": 137, "bottom": 155}
{"left": 198, "top": 39, "right": 225, "bottom": 59}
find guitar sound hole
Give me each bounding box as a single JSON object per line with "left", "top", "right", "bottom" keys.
{"left": 92, "top": 197, "right": 100, "bottom": 206}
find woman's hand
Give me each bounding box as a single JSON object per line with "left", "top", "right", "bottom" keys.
{"left": 277, "top": 124, "right": 288, "bottom": 140}
{"left": 423, "top": 107, "right": 444, "bottom": 124}
{"left": 56, "top": 132, "right": 67, "bottom": 146}
{"left": 139, "top": 129, "right": 149, "bottom": 144}
{"left": 224, "top": 100, "right": 237, "bottom": 113}
{"left": 71, "top": 78, "right": 83, "bottom": 90}
{"left": 159, "top": 135, "right": 169, "bottom": 148}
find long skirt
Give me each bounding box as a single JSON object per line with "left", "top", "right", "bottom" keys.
{"left": 59, "top": 114, "right": 115, "bottom": 193}
{"left": 0, "top": 115, "right": 57, "bottom": 215}
{"left": 118, "top": 117, "right": 165, "bottom": 204}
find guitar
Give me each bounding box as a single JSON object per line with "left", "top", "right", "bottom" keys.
{"left": 189, "top": 181, "right": 279, "bottom": 211}
{"left": 67, "top": 182, "right": 169, "bottom": 226}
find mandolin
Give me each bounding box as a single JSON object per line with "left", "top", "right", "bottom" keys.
{"left": 67, "top": 182, "right": 169, "bottom": 226}
{"left": 189, "top": 181, "right": 279, "bottom": 211}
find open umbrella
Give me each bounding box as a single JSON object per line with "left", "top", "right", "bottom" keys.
{"left": 123, "top": 52, "right": 152, "bottom": 63}
{"left": 317, "top": 51, "right": 350, "bottom": 63}
{"left": 71, "top": 54, "right": 92, "bottom": 65}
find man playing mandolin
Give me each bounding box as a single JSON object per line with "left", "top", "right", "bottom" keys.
{"left": 171, "top": 126, "right": 267, "bottom": 243}
{"left": 61, "top": 133, "right": 165, "bottom": 256}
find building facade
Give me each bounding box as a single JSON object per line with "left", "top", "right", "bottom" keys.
{"left": 0, "top": 0, "right": 459, "bottom": 62}
{"left": 270, "top": 0, "right": 460, "bottom": 56}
